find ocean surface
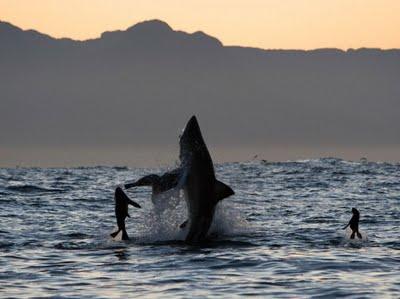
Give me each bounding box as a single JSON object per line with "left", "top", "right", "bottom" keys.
{"left": 1, "top": 158, "right": 399, "bottom": 298}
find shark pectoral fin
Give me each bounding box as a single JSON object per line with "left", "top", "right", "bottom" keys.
{"left": 214, "top": 180, "right": 235, "bottom": 202}
{"left": 127, "top": 198, "right": 141, "bottom": 209}
{"left": 159, "top": 168, "right": 182, "bottom": 191}
{"left": 124, "top": 182, "right": 136, "bottom": 189}
{"left": 137, "top": 175, "right": 161, "bottom": 187}
{"left": 125, "top": 174, "right": 161, "bottom": 189}
{"left": 180, "top": 219, "right": 188, "bottom": 229}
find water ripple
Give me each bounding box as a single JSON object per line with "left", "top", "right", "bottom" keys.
{"left": 0, "top": 159, "right": 399, "bottom": 298}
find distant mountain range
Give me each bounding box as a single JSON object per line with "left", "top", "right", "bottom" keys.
{"left": 1, "top": 20, "right": 399, "bottom": 163}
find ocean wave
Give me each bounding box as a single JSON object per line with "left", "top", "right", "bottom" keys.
{"left": 6, "top": 185, "right": 65, "bottom": 193}
{"left": 1, "top": 159, "right": 399, "bottom": 298}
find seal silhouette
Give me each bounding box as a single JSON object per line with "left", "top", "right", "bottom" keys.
{"left": 110, "top": 187, "right": 141, "bottom": 240}
{"left": 343, "top": 208, "right": 362, "bottom": 239}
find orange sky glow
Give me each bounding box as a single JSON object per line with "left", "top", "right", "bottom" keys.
{"left": 0, "top": 0, "right": 399, "bottom": 49}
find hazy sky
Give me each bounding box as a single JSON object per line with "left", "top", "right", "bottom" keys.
{"left": 1, "top": 1, "right": 399, "bottom": 167}
{"left": 1, "top": 0, "right": 399, "bottom": 49}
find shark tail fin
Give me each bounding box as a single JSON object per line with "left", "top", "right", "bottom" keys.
{"left": 214, "top": 180, "right": 235, "bottom": 202}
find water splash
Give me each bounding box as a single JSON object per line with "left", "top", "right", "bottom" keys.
{"left": 127, "top": 189, "right": 249, "bottom": 243}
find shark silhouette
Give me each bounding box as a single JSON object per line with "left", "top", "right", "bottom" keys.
{"left": 124, "top": 115, "right": 234, "bottom": 243}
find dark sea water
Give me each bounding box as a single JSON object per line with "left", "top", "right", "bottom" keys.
{"left": 1, "top": 158, "right": 399, "bottom": 298}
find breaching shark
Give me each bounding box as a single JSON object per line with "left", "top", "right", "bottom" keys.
{"left": 124, "top": 115, "right": 234, "bottom": 243}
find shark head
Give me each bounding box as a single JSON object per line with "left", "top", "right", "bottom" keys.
{"left": 179, "top": 115, "right": 207, "bottom": 162}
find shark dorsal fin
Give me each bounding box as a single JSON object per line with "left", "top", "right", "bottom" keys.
{"left": 214, "top": 180, "right": 234, "bottom": 202}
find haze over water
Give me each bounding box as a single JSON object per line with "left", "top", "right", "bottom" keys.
{"left": 1, "top": 158, "right": 399, "bottom": 298}
{"left": 1, "top": 19, "right": 399, "bottom": 167}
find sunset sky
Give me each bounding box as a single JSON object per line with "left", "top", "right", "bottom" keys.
{"left": 1, "top": 0, "right": 399, "bottom": 50}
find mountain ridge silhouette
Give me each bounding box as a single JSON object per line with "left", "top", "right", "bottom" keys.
{"left": 1, "top": 19, "right": 398, "bottom": 52}
{"left": 0, "top": 19, "right": 399, "bottom": 161}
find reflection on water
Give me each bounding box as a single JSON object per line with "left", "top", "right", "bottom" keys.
{"left": 114, "top": 249, "right": 129, "bottom": 261}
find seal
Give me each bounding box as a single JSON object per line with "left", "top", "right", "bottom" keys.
{"left": 110, "top": 187, "right": 141, "bottom": 240}
{"left": 343, "top": 207, "right": 362, "bottom": 239}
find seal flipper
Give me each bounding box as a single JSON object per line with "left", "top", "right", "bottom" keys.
{"left": 110, "top": 229, "right": 121, "bottom": 238}
{"left": 121, "top": 229, "right": 129, "bottom": 241}
{"left": 111, "top": 229, "right": 129, "bottom": 240}
{"left": 214, "top": 180, "right": 234, "bottom": 202}
{"left": 117, "top": 187, "right": 141, "bottom": 208}
{"left": 127, "top": 198, "right": 141, "bottom": 209}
